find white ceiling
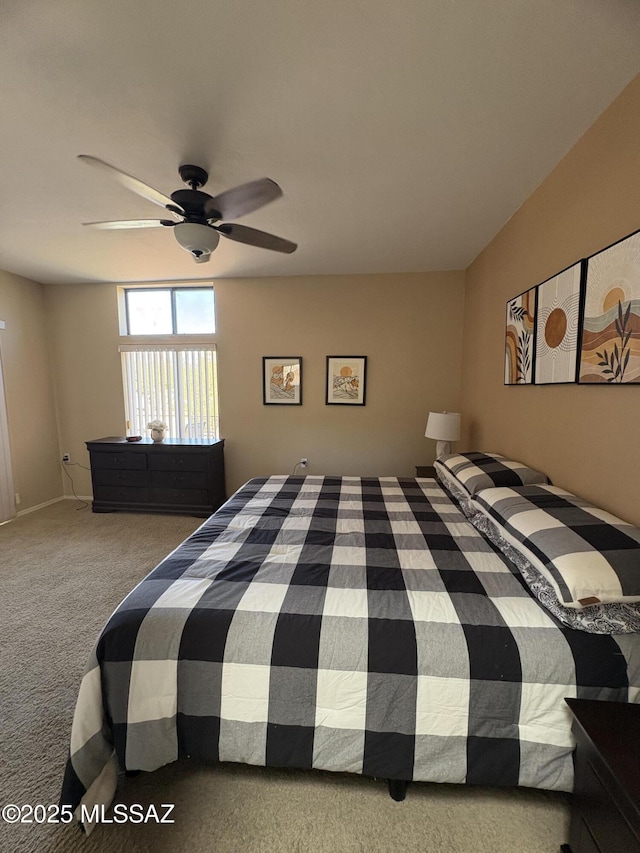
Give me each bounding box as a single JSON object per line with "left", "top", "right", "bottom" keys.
{"left": 1, "top": 0, "right": 639, "bottom": 285}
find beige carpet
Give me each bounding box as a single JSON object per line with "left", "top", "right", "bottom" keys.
{"left": 0, "top": 500, "right": 571, "bottom": 852}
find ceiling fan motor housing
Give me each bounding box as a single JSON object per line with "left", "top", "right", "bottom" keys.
{"left": 170, "top": 188, "right": 217, "bottom": 223}
{"left": 178, "top": 164, "right": 209, "bottom": 190}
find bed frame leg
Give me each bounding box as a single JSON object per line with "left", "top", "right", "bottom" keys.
{"left": 387, "top": 779, "right": 408, "bottom": 801}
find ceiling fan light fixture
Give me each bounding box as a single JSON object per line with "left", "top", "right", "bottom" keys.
{"left": 173, "top": 222, "right": 220, "bottom": 262}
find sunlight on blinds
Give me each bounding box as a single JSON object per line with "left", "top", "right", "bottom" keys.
{"left": 120, "top": 346, "right": 219, "bottom": 440}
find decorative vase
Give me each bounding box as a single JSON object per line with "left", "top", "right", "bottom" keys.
{"left": 151, "top": 427, "right": 166, "bottom": 442}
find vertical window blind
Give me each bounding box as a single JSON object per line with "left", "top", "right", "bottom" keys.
{"left": 119, "top": 345, "right": 219, "bottom": 440}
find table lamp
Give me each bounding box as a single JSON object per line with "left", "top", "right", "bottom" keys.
{"left": 425, "top": 411, "right": 461, "bottom": 458}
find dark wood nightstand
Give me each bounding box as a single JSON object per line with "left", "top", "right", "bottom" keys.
{"left": 415, "top": 466, "right": 436, "bottom": 478}
{"left": 561, "top": 698, "right": 640, "bottom": 853}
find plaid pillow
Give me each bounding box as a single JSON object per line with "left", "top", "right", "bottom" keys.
{"left": 434, "top": 451, "right": 549, "bottom": 497}
{"left": 471, "top": 508, "right": 640, "bottom": 634}
{"left": 433, "top": 463, "right": 480, "bottom": 518}
{"left": 473, "top": 484, "right": 640, "bottom": 609}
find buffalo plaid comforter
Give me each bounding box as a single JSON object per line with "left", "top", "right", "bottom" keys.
{"left": 61, "top": 475, "right": 640, "bottom": 818}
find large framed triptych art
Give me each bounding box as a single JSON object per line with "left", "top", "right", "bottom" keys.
{"left": 534, "top": 261, "right": 583, "bottom": 385}
{"left": 505, "top": 287, "right": 536, "bottom": 385}
{"left": 578, "top": 229, "right": 640, "bottom": 384}
{"left": 505, "top": 226, "right": 640, "bottom": 387}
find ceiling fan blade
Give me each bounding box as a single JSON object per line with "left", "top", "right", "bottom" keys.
{"left": 217, "top": 223, "right": 297, "bottom": 253}
{"left": 82, "top": 219, "right": 176, "bottom": 229}
{"left": 205, "top": 178, "right": 283, "bottom": 220}
{"left": 78, "top": 155, "right": 184, "bottom": 213}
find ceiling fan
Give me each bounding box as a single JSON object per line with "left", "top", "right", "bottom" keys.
{"left": 78, "top": 155, "right": 297, "bottom": 264}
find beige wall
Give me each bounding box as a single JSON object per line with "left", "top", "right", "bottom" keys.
{"left": 0, "top": 270, "right": 62, "bottom": 510}
{"left": 462, "top": 74, "right": 640, "bottom": 525}
{"left": 43, "top": 282, "right": 125, "bottom": 498}
{"left": 45, "top": 271, "right": 465, "bottom": 498}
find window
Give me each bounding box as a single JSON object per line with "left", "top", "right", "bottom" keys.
{"left": 119, "top": 287, "right": 219, "bottom": 440}
{"left": 125, "top": 287, "right": 215, "bottom": 335}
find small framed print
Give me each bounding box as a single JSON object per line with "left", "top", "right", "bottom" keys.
{"left": 326, "top": 356, "right": 367, "bottom": 405}
{"left": 263, "top": 357, "right": 302, "bottom": 404}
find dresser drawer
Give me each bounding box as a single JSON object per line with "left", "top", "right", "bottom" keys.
{"left": 566, "top": 699, "right": 640, "bottom": 853}
{"left": 148, "top": 452, "right": 208, "bottom": 473}
{"left": 152, "top": 488, "right": 208, "bottom": 506}
{"left": 93, "top": 485, "right": 150, "bottom": 504}
{"left": 90, "top": 451, "right": 147, "bottom": 471}
{"left": 94, "top": 469, "right": 149, "bottom": 487}
{"left": 150, "top": 470, "right": 208, "bottom": 490}
{"left": 574, "top": 759, "right": 640, "bottom": 853}
{"left": 571, "top": 819, "right": 601, "bottom": 853}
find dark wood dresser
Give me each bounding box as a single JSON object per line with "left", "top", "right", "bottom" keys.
{"left": 86, "top": 437, "right": 226, "bottom": 517}
{"left": 562, "top": 698, "right": 640, "bottom": 853}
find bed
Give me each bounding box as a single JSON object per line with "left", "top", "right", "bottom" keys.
{"left": 60, "top": 466, "right": 640, "bottom": 828}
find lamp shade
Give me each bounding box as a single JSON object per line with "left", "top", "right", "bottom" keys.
{"left": 425, "top": 411, "right": 461, "bottom": 458}
{"left": 425, "top": 411, "right": 461, "bottom": 441}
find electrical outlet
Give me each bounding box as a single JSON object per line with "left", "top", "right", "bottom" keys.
{"left": 62, "top": 453, "right": 70, "bottom": 463}
{"left": 300, "top": 457, "right": 308, "bottom": 469}
{"left": 15, "top": 492, "right": 20, "bottom": 505}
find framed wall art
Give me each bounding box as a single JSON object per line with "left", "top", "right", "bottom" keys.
{"left": 326, "top": 356, "right": 367, "bottom": 405}
{"left": 505, "top": 287, "right": 536, "bottom": 385}
{"left": 263, "top": 357, "right": 302, "bottom": 404}
{"left": 534, "top": 261, "right": 584, "bottom": 385}
{"left": 578, "top": 228, "right": 640, "bottom": 384}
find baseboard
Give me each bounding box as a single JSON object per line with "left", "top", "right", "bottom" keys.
{"left": 16, "top": 496, "right": 65, "bottom": 517}
{"left": 14, "top": 494, "right": 93, "bottom": 517}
